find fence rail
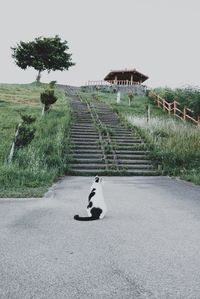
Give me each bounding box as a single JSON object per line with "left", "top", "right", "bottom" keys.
{"left": 87, "top": 80, "right": 110, "bottom": 86}
{"left": 149, "top": 91, "right": 200, "bottom": 126}
{"left": 87, "top": 80, "right": 141, "bottom": 86}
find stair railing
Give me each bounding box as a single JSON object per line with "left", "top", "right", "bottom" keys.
{"left": 149, "top": 91, "right": 200, "bottom": 126}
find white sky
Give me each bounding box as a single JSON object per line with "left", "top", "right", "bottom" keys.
{"left": 0, "top": 0, "right": 200, "bottom": 88}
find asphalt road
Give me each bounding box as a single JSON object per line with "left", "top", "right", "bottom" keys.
{"left": 0, "top": 176, "right": 200, "bottom": 299}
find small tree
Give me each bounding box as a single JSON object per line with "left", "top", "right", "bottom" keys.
{"left": 8, "top": 114, "right": 36, "bottom": 163}
{"left": 128, "top": 93, "right": 134, "bottom": 106}
{"left": 40, "top": 84, "right": 58, "bottom": 115}
{"left": 11, "top": 35, "right": 75, "bottom": 83}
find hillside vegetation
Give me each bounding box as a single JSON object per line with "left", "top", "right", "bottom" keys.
{"left": 84, "top": 90, "right": 200, "bottom": 185}
{"left": 0, "top": 83, "right": 71, "bottom": 197}
{"left": 1, "top": 85, "right": 199, "bottom": 197}
{"left": 153, "top": 86, "right": 200, "bottom": 118}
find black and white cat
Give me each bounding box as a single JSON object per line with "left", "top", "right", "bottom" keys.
{"left": 74, "top": 176, "right": 107, "bottom": 221}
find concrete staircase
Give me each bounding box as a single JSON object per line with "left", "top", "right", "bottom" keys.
{"left": 69, "top": 96, "right": 157, "bottom": 175}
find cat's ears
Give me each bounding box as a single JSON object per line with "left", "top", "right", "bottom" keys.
{"left": 95, "top": 175, "right": 104, "bottom": 184}
{"left": 95, "top": 175, "right": 99, "bottom": 183}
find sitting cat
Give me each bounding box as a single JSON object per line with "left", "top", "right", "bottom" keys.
{"left": 74, "top": 175, "right": 107, "bottom": 221}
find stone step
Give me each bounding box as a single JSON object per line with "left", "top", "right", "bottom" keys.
{"left": 73, "top": 145, "right": 100, "bottom": 149}
{"left": 70, "top": 129, "right": 97, "bottom": 133}
{"left": 73, "top": 120, "right": 92, "bottom": 122}
{"left": 108, "top": 159, "right": 152, "bottom": 165}
{"left": 71, "top": 128, "right": 96, "bottom": 131}
{"left": 73, "top": 122, "right": 94, "bottom": 125}
{"left": 73, "top": 149, "right": 102, "bottom": 154}
{"left": 72, "top": 141, "right": 99, "bottom": 145}
{"left": 115, "top": 140, "right": 144, "bottom": 149}
{"left": 70, "top": 132, "right": 98, "bottom": 136}
{"left": 116, "top": 154, "right": 148, "bottom": 159}
{"left": 72, "top": 125, "right": 95, "bottom": 128}
{"left": 70, "top": 163, "right": 153, "bottom": 170}
{"left": 71, "top": 159, "right": 105, "bottom": 164}
{"left": 99, "top": 120, "right": 118, "bottom": 123}
{"left": 117, "top": 164, "right": 153, "bottom": 169}
{"left": 71, "top": 138, "right": 99, "bottom": 142}
{"left": 69, "top": 169, "right": 158, "bottom": 176}
{"left": 71, "top": 135, "right": 98, "bottom": 139}
{"left": 110, "top": 134, "right": 139, "bottom": 138}
{"left": 73, "top": 114, "right": 90, "bottom": 116}
{"left": 73, "top": 153, "right": 103, "bottom": 159}
{"left": 108, "top": 138, "right": 143, "bottom": 143}
{"left": 71, "top": 132, "right": 97, "bottom": 135}
{"left": 71, "top": 137, "right": 99, "bottom": 141}
{"left": 98, "top": 118, "right": 118, "bottom": 121}
{"left": 109, "top": 130, "right": 132, "bottom": 134}
{"left": 70, "top": 164, "right": 107, "bottom": 170}
{"left": 116, "top": 150, "right": 150, "bottom": 154}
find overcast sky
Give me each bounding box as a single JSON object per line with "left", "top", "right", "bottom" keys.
{"left": 1, "top": 0, "right": 200, "bottom": 88}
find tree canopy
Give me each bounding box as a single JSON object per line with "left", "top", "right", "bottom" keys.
{"left": 11, "top": 35, "right": 75, "bottom": 82}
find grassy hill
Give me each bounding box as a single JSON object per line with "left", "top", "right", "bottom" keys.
{"left": 0, "top": 83, "right": 71, "bottom": 197}
{"left": 1, "top": 85, "right": 199, "bottom": 197}
{"left": 81, "top": 90, "right": 200, "bottom": 185}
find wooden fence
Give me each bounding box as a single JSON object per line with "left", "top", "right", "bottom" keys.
{"left": 149, "top": 91, "right": 200, "bottom": 126}
{"left": 87, "top": 80, "right": 140, "bottom": 86}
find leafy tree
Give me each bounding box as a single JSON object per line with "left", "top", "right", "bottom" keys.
{"left": 11, "top": 35, "right": 75, "bottom": 82}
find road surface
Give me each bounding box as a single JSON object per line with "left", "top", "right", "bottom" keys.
{"left": 0, "top": 176, "right": 200, "bottom": 299}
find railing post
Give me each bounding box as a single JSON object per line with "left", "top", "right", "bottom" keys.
{"left": 162, "top": 99, "right": 165, "bottom": 111}
{"left": 173, "top": 101, "right": 176, "bottom": 116}
{"left": 183, "top": 106, "right": 186, "bottom": 121}
{"left": 157, "top": 96, "right": 160, "bottom": 107}
{"left": 198, "top": 115, "right": 200, "bottom": 127}
{"left": 168, "top": 103, "right": 171, "bottom": 115}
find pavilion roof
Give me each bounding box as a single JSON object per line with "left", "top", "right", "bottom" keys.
{"left": 104, "top": 68, "right": 148, "bottom": 83}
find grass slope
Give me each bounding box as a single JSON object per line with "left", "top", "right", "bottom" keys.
{"left": 0, "top": 83, "right": 71, "bottom": 197}
{"left": 82, "top": 90, "right": 200, "bottom": 185}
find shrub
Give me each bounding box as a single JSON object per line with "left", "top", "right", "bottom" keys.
{"left": 40, "top": 89, "right": 58, "bottom": 114}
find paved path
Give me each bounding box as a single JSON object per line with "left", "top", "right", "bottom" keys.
{"left": 0, "top": 177, "right": 200, "bottom": 299}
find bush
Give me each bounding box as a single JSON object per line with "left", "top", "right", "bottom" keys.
{"left": 40, "top": 89, "right": 58, "bottom": 113}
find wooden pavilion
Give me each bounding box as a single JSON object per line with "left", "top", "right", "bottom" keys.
{"left": 104, "top": 69, "right": 148, "bottom": 85}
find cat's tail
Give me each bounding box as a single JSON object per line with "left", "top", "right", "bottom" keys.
{"left": 74, "top": 214, "right": 99, "bottom": 221}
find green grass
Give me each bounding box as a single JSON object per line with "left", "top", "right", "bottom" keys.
{"left": 82, "top": 90, "right": 200, "bottom": 185}
{"left": 82, "top": 90, "right": 167, "bottom": 117}
{"left": 0, "top": 83, "right": 71, "bottom": 197}
{"left": 127, "top": 116, "right": 200, "bottom": 182}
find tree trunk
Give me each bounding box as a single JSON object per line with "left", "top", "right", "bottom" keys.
{"left": 8, "top": 123, "right": 21, "bottom": 163}
{"left": 36, "top": 70, "right": 42, "bottom": 83}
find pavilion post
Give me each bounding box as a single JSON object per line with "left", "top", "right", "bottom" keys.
{"left": 131, "top": 75, "right": 133, "bottom": 85}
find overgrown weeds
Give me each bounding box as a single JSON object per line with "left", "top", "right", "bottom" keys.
{"left": 0, "top": 84, "right": 71, "bottom": 197}
{"left": 127, "top": 116, "right": 200, "bottom": 183}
